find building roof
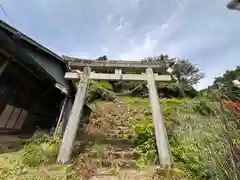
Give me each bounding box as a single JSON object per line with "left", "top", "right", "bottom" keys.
{"left": 227, "top": 0, "right": 240, "bottom": 10}
{"left": 0, "top": 20, "right": 75, "bottom": 95}
{"left": 0, "top": 20, "right": 63, "bottom": 62}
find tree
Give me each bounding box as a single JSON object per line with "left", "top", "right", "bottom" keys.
{"left": 210, "top": 66, "right": 240, "bottom": 100}
{"left": 142, "top": 54, "right": 175, "bottom": 73}
{"left": 143, "top": 55, "right": 203, "bottom": 85}
{"left": 171, "top": 59, "right": 204, "bottom": 85}
{"left": 96, "top": 55, "right": 108, "bottom": 61}
{"left": 143, "top": 55, "right": 204, "bottom": 85}
{"left": 142, "top": 55, "right": 202, "bottom": 98}
{"left": 143, "top": 54, "right": 169, "bottom": 61}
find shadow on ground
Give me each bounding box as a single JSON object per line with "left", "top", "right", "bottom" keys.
{"left": 0, "top": 135, "right": 28, "bottom": 154}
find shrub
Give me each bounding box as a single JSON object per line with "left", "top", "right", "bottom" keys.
{"left": 132, "top": 99, "right": 184, "bottom": 166}
{"left": 157, "top": 83, "right": 199, "bottom": 98}
{"left": 87, "top": 81, "right": 115, "bottom": 102}
{"left": 131, "top": 98, "right": 240, "bottom": 179}
{"left": 95, "top": 81, "right": 113, "bottom": 91}
{"left": 21, "top": 134, "right": 60, "bottom": 167}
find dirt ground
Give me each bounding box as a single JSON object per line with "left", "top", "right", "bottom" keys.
{"left": 74, "top": 99, "right": 157, "bottom": 180}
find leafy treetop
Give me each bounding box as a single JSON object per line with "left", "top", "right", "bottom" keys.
{"left": 209, "top": 66, "right": 240, "bottom": 100}
{"left": 96, "top": 55, "right": 108, "bottom": 61}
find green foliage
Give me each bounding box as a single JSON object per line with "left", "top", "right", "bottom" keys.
{"left": 87, "top": 81, "right": 115, "bottom": 102}
{"left": 142, "top": 54, "right": 170, "bottom": 71}
{"left": 120, "top": 80, "right": 199, "bottom": 99}
{"left": 199, "top": 89, "right": 220, "bottom": 101}
{"left": 21, "top": 134, "right": 60, "bottom": 167}
{"left": 192, "top": 99, "right": 217, "bottom": 116}
{"left": 123, "top": 81, "right": 148, "bottom": 97}
{"left": 133, "top": 116, "right": 153, "bottom": 145}
{"left": 124, "top": 96, "right": 149, "bottom": 104}
{"left": 0, "top": 132, "right": 78, "bottom": 180}
{"left": 144, "top": 55, "right": 204, "bottom": 85}
{"left": 94, "top": 81, "right": 113, "bottom": 91}
{"left": 126, "top": 72, "right": 137, "bottom": 74}
{"left": 96, "top": 55, "right": 108, "bottom": 61}
{"left": 170, "top": 135, "right": 214, "bottom": 179}
{"left": 157, "top": 83, "right": 199, "bottom": 98}
{"left": 130, "top": 98, "right": 240, "bottom": 180}
{"left": 209, "top": 66, "right": 240, "bottom": 100}
{"left": 171, "top": 59, "right": 204, "bottom": 85}
{"left": 132, "top": 99, "right": 184, "bottom": 167}
{"left": 91, "top": 54, "right": 203, "bottom": 99}
{"left": 143, "top": 54, "right": 169, "bottom": 62}
{"left": 21, "top": 142, "right": 45, "bottom": 167}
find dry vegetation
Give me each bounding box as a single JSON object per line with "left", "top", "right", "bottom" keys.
{"left": 74, "top": 99, "right": 157, "bottom": 180}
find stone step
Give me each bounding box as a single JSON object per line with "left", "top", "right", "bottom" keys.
{"left": 104, "top": 132, "right": 132, "bottom": 138}
{"left": 106, "top": 151, "right": 140, "bottom": 160}
{"left": 94, "top": 157, "right": 138, "bottom": 169}
{"left": 95, "top": 138, "right": 133, "bottom": 148}
{"left": 105, "top": 129, "right": 132, "bottom": 135}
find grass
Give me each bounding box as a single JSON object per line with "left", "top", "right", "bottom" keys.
{"left": 128, "top": 96, "right": 240, "bottom": 179}
{"left": 0, "top": 133, "right": 79, "bottom": 180}
{"left": 1, "top": 96, "right": 239, "bottom": 180}
{"left": 89, "top": 143, "right": 107, "bottom": 159}
{"left": 124, "top": 96, "right": 149, "bottom": 104}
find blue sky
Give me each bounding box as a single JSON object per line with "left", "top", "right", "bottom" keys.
{"left": 0, "top": 0, "right": 239, "bottom": 89}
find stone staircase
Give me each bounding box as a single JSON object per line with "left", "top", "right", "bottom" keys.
{"left": 74, "top": 100, "right": 152, "bottom": 179}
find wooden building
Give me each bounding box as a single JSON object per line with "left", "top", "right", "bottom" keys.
{"left": 0, "top": 20, "right": 90, "bottom": 135}
{"left": 227, "top": 0, "right": 240, "bottom": 10}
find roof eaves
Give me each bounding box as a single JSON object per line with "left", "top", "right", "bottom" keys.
{"left": 227, "top": 0, "right": 240, "bottom": 10}
{"left": 0, "top": 20, "right": 76, "bottom": 94}
{"left": 0, "top": 20, "right": 63, "bottom": 61}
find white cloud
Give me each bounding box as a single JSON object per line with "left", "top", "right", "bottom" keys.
{"left": 130, "top": 0, "right": 143, "bottom": 4}
{"left": 3, "top": 0, "right": 240, "bottom": 90}
{"left": 106, "top": 14, "right": 113, "bottom": 23}
{"left": 129, "top": 39, "right": 136, "bottom": 46}
{"left": 161, "top": 24, "right": 169, "bottom": 29}
{"left": 116, "top": 17, "right": 125, "bottom": 31}
{"left": 115, "top": 25, "right": 123, "bottom": 31}
{"left": 143, "top": 36, "right": 158, "bottom": 53}
{"left": 118, "top": 0, "right": 188, "bottom": 60}
{"left": 119, "top": 35, "right": 157, "bottom": 59}
{"left": 60, "top": 50, "right": 89, "bottom": 59}
{"left": 117, "top": 0, "right": 240, "bottom": 89}
{"left": 102, "top": 47, "right": 109, "bottom": 54}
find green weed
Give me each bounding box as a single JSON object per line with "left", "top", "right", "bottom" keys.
{"left": 21, "top": 136, "right": 60, "bottom": 167}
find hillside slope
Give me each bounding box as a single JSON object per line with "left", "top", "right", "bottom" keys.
{"left": 75, "top": 98, "right": 157, "bottom": 180}
{"left": 0, "top": 97, "right": 239, "bottom": 180}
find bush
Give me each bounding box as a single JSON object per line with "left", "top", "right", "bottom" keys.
{"left": 122, "top": 81, "right": 148, "bottom": 97}
{"left": 87, "top": 81, "right": 115, "bottom": 102}
{"left": 131, "top": 98, "right": 240, "bottom": 179}
{"left": 95, "top": 81, "right": 113, "bottom": 90}
{"left": 157, "top": 83, "right": 199, "bottom": 98}
{"left": 21, "top": 134, "right": 60, "bottom": 167}
{"left": 132, "top": 99, "right": 184, "bottom": 166}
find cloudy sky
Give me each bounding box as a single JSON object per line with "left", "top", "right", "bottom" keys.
{"left": 0, "top": 0, "right": 239, "bottom": 89}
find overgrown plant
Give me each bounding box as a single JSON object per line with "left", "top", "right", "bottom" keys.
{"left": 87, "top": 81, "right": 115, "bottom": 103}
{"left": 21, "top": 132, "right": 61, "bottom": 167}
{"left": 131, "top": 97, "right": 240, "bottom": 180}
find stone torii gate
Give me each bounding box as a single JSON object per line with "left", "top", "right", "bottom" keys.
{"left": 57, "top": 58, "right": 174, "bottom": 167}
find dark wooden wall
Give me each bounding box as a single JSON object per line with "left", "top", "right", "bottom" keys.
{"left": 0, "top": 60, "right": 65, "bottom": 134}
